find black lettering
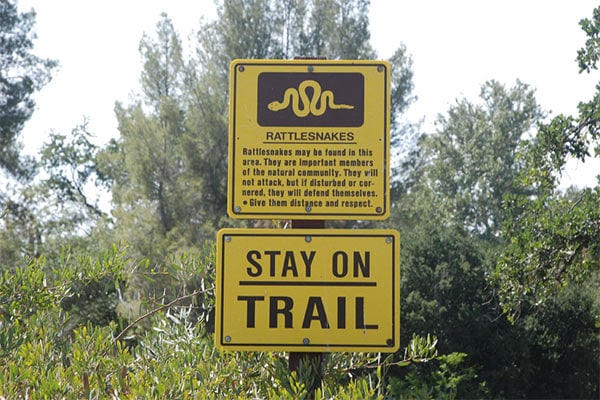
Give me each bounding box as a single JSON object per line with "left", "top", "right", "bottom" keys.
{"left": 332, "top": 251, "right": 348, "bottom": 277}
{"left": 238, "top": 296, "right": 264, "bottom": 328}
{"left": 246, "top": 250, "right": 262, "bottom": 277}
{"left": 281, "top": 251, "right": 298, "bottom": 277}
{"left": 353, "top": 251, "right": 370, "bottom": 277}
{"left": 301, "top": 250, "right": 316, "bottom": 277}
{"left": 270, "top": 296, "right": 293, "bottom": 328}
{"left": 337, "top": 297, "right": 346, "bottom": 329}
{"left": 264, "top": 250, "right": 281, "bottom": 276}
{"left": 302, "top": 296, "right": 329, "bottom": 329}
{"left": 355, "top": 297, "right": 377, "bottom": 329}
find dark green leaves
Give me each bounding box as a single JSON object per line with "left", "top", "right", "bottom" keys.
{"left": 496, "top": 6, "right": 600, "bottom": 318}
{"left": 577, "top": 6, "right": 600, "bottom": 73}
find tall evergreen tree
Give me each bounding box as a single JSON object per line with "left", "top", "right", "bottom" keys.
{"left": 100, "top": 0, "right": 415, "bottom": 255}
{"left": 184, "top": 0, "right": 413, "bottom": 233}
{"left": 0, "top": 0, "right": 56, "bottom": 265}
{"left": 0, "top": 0, "right": 56, "bottom": 179}
{"left": 99, "top": 14, "right": 203, "bottom": 258}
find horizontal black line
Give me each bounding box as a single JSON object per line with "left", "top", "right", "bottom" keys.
{"left": 238, "top": 281, "right": 376, "bottom": 287}
{"left": 262, "top": 141, "right": 357, "bottom": 145}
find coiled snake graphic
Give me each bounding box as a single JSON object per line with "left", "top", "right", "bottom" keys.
{"left": 268, "top": 80, "right": 354, "bottom": 117}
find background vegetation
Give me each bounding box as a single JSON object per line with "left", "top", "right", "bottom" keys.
{"left": 1, "top": 0, "right": 598, "bottom": 398}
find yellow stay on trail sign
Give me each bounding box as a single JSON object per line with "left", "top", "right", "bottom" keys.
{"left": 215, "top": 229, "right": 400, "bottom": 353}
{"left": 227, "top": 59, "right": 391, "bottom": 220}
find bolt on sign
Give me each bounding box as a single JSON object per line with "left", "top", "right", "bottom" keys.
{"left": 215, "top": 229, "right": 400, "bottom": 352}
{"left": 227, "top": 59, "right": 391, "bottom": 220}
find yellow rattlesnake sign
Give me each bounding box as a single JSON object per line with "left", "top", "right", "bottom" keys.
{"left": 267, "top": 80, "right": 354, "bottom": 117}
{"left": 228, "top": 59, "right": 391, "bottom": 220}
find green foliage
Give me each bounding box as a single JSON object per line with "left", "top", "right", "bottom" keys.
{"left": 0, "top": 0, "right": 57, "bottom": 179}
{"left": 109, "top": 13, "right": 193, "bottom": 249}
{"left": 1, "top": 243, "right": 460, "bottom": 399}
{"left": 388, "top": 352, "right": 487, "bottom": 400}
{"left": 577, "top": 6, "right": 600, "bottom": 73}
{"left": 2, "top": 226, "right": 596, "bottom": 398}
{"left": 392, "top": 51, "right": 598, "bottom": 395}
{"left": 497, "top": 187, "right": 600, "bottom": 318}
{"left": 496, "top": 5, "right": 600, "bottom": 318}
{"left": 0, "top": 1, "right": 57, "bottom": 266}
{"left": 420, "top": 80, "right": 543, "bottom": 237}
{"left": 99, "top": 0, "right": 416, "bottom": 258}
{"left": 397, "top": 221, "right": 521, "bottom": 396}
{"left": 520, "top": 277, "right": 600, "bottom": 399}
{"left": 3, "top": 2, "right": 599, "bottom": 398}
{"left": 0, "top": 186, "right": 42, "bottom": 264}
{"left": 38, "top": 120, "right": 105, "bottom": 219}
{"left": 0, "top": 121, "right": 108, "bottom": 267}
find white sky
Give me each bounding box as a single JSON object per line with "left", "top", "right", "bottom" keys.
{"left": 17, "top": 0, "right": 600, "bottom": 187}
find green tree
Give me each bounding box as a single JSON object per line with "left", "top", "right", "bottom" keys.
{"left": 520, "top": 277, "right": 599, "bottom": 398}
{"left": 0, "top": 0, "right": 56, "bottom": 179}
{"left": 100, "top": 14, "right": 204, "bottom": 259}
{"left": 396, "top": 220, "right": 531, "bottom": 397}
{"left": 0, "top": 186, "right": 41, "bottom": 264}
{"left": 1, "top": 121, "right": 107, "bottom": 266}
{"left": 386, "top": 77, "right": 600, "bottom": 396}
{"left": 185, "top": 0, "right": 413, "bottom": 232}
{"left": 300, "top": 0, "right": 375, "bottom": 59}
{"left": 38, "top": 121, "right": 105, "bottom": 220}
{"left": 477, "top": 7, "right": 600, "bottom": 397}
{"left": 495, "top": 6, "right": 600, "bottom": 318}
{"left": 0, "top": 0, "right": 56, "bottom": 267}
{"left": 104, "top": 0, "right": 416, "bottom": 255}
{"left": 420, "top": 80, "right": 543, "bottom": 238}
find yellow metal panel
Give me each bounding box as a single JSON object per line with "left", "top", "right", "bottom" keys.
{"left": 215, "top": 229, "right": 400, "bottom": 352}
{"left": 227, "top": 59, "right": 391, "bottom": 220}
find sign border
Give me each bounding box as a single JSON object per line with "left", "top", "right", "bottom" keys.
{"left": 228, "top": 59, "right": 391, "bottom": 220}
{"left": 215, "top": 228, "right": 400, "bottom": 353}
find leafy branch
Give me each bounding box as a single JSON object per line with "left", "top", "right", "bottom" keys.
{"left": 111, "top": 287, "right": 208, "bottom": 344}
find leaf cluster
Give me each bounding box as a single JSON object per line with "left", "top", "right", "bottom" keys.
{"left": 495, "top": 5, "right": 600, "bottom": 317}
{"left": 0, "top": 0, "right": 57, "bottom": 179}
{"left": 0, "top": 243, "right": 476, "bottom": 399}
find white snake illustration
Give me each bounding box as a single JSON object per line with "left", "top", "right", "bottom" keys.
{"left": 267, "top": 80, "right": 354, "bottom": 117}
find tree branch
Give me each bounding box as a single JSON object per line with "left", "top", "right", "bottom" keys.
{"left": 112, "top": 287, "right": 205, "bottom": 344}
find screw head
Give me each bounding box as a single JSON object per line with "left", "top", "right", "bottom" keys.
{"left": 234, "top": 206, "right": 241, "bottom": 213}
{"left": 238, "top": 66, "right": 245, "bottom": 72}
{"left": 305, "top": 235, "right": 312, "bottom": 243}
{"left": 376, "top": 207, "right": 383, "bottom": 213}
{"left": 303, "top": 338, "right": 310, "bottom": 345}
{"left": 225, "top": 336, "right": 231, "bottom": 342}
{"left": 305, "top": 205, "right": 312, "bottom": 213}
